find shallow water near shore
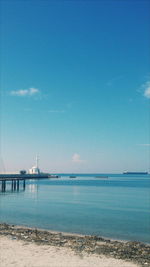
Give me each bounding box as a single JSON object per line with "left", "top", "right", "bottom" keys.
{"left": 0, "top": 174, "right": 150, "bottom": 243}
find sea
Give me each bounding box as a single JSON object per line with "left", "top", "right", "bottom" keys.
{"left": 0, "top": 173, "right": 150, "bottom": 243}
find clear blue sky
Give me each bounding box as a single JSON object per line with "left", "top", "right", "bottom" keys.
{"left": 0, "top": 0, "right": 150, "bottom": 173}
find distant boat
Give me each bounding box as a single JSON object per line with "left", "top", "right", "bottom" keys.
{"left": 123, "top": 171, "right": 148, "bottom": 175}
{"left": 69, "top": 176, "right": 76, "bottom": 178}
{"left": 95, "top": 176, "right": 108, "bottom": 179}
{"left": 48, "top": 175, "right": 60, "bottom": 178}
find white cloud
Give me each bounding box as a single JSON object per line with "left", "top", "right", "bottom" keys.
{"left": 29, "top": 88, "right": 39, "bottom": 95}
{"left": 143, "top": 81, "right": 150, "bottom": 99}
{"left": 11, "top": 87, "right": 39, "bottom": 96}
{"left": 72, "top": 153, "right": 85, "bottom": 163}
{"left": 138, "top": 144, "right": 150, "bottom": 147}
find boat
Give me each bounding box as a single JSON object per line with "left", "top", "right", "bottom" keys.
{"left": 48, "top": 175, "right": 60, "bottom": 178}
{"left": 69, "top": 176, "right": 76, "bottom": 178}
{"left": 123, "top": 171, "right": 148, "bottom": 175}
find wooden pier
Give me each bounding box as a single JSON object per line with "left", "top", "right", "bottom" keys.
{"left": 0, "top": 177, "right": 26, "bottom": 192}
{"left": 0, "top": 173, "right": 49, "bottom": 192}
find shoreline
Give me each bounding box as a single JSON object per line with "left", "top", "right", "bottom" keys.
{"left": 1, "top": 221, "right": 149, "bottom": 245}
{"left": 0, "top": 223, "right": 150, "bottom": 266}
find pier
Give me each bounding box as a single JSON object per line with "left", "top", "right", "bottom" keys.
{"left": 0, "top": 173, "right": 49, "bottom": 192}
{"left": 0, "top": 178, "right": 26, "bottom": 192}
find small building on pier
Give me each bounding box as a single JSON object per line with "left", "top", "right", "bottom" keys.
{"left": 29, "top": 155, "right": 41, "bottom": 174}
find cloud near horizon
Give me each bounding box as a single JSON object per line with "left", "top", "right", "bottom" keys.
{"left": 138, "top": 144, "right": 150, "bottom": 146}
{"left": 72, "top": 153, "right": 85, "bottom": 163}
{"left": 10, "top": 87, "right": 39, "bottom": 96}
{"left": 143, "top": 81, "right": 150, "bottom": 99}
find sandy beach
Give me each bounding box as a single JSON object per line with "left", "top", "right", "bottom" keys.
{"left": 0, "top": 224, "right": 150, "bottom": 267}
{"left": 0, "top": 235, "right": 139, "bottom": 267}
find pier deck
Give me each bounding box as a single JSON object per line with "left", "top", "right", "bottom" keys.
{"left": 0, "top": 174, "right": 49, "bottom": 179}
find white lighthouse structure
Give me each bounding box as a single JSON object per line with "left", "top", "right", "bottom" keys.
{"left": 29, "top": 155, "right": 41, "bottom": 174}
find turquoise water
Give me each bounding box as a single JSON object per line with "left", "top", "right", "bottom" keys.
{"left": 0, "top": 174, "right": 150, "bottom": 243}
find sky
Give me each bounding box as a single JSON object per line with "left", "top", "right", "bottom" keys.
{"left": 0, "top": 0, "right": 150, "bottom": 173}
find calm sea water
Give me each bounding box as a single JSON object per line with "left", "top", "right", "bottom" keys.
{"left": 0, "top": 174, "right": 150, "bottom": 243}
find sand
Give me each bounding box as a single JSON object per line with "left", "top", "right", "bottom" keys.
{"left": 0, "top": 236, "right": 139, "bottom": 267}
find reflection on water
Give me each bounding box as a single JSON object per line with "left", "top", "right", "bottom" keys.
{"left": 28, "top": 184, "right": 38, "bottom": 194}
{"left": 0, "top": 180, "right": 39, "bottom": 195}
{"left": 0, "top": 174, "right": 150, "bottom": 243}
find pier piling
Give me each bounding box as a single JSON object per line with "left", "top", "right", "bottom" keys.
{"left": 14, "top": 180, "right": 16, "bottom": 190}
{"left": 17, "top": 180, "right": 19, "bottom": 190}
{"left": 23, "top": 179, "right": 25, "bottom": 189}
{"left": 0, "top": 177, "right": 26, "bottom": 192}
{"left": 2, "top": 180, "right": 6, "bottom": 192}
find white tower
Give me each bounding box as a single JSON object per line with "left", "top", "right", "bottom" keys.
{"left": 35, "top": 155, "right": 39, "bottom": 168}
{"left": 29, "top": 155, "right": 40, "bottom": 174}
